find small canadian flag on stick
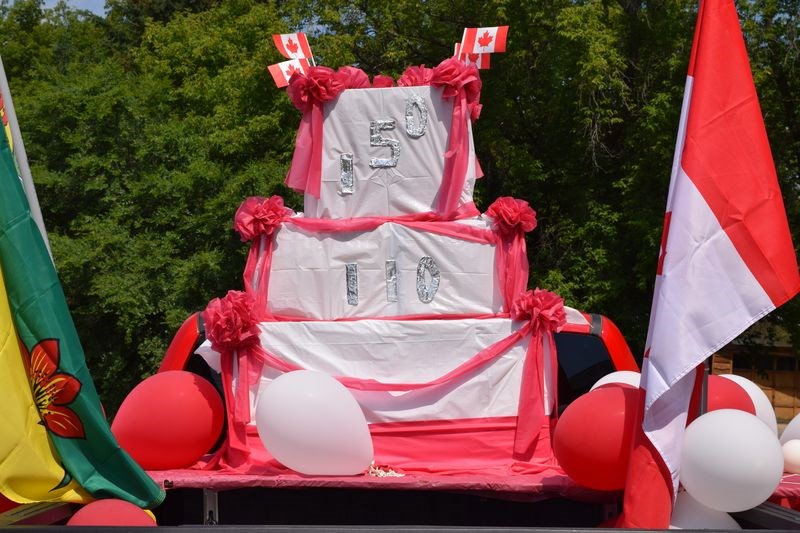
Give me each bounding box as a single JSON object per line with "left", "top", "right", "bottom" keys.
{"left": 460, "top": 26, "right": 508, "bottom": 54}
{"left": 267, "top": 59, "right": 310, "bottom": 88}
{"left": 272, "top": 32, "right": 313, "bottom": 60}
{"left": 453, "top": 43, "right": 490, "bottom": 70}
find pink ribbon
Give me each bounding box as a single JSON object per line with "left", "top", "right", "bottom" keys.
{"left": 510, "top": 289, "right": 566, "bottom": 460}
{"left": 235, "top": 196, "right": 292, "bottom": 313}
{"left": 285, "top": 65, "right": 391, "bottom": 197}
{"left": 201, "top": 290, "right": 267, "bottom": 467}
{"left": 431, "top": 58, "right": 482, "bottom": 216}
{"left": 285, "top": 104, "right": 325, "bottom": 197}
{"left": 486, "top": 197, "right": 538, "bottom": 308}
{"left": 437, "top": 91, "right": 470, "bottom": 215}
{"left": 242, "top": 234, "right": 276, "bottom": 314}
{"left": 284, "top": 67, "right": 347, "bottom": 197}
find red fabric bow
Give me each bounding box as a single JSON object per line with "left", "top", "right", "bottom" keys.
{"left": 511, "top": 288, "right": 566, "bottom": 460}
{"left": 512, "top": 289, "right": 567, "bottom": 335}
{"left": 335, "top": 66, "right": 371, "bottom": 89}
{"left": 234, "top": 196, "right": 293, "bottom": 242}
{"left": 202, "top": 290, "right": 266, "bottom": 467}
{"left": 286, "top": 65, "right": 377, "bottom": 197}
{"left": 372, "top": 74, "right": 394, "bottom": 88}
{"left": 397, "top": 65, "right": 434, "bottom": 87}
{"left": 202, "top": 290, "right": 262, "bottom": 353}
{"left": 487, "top": 197, "right": 538, "bottom": 236}
{"left": 287, "top": 66, "right": 346, "bottom": 113}
{"left": 486, "top": 197, "right": 537, "bottom": 307}
{"left": 431, "top": 57, "right": 482, "bottom": 121}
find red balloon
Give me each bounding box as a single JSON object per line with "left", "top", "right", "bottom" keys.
{"left": 112, "top": 370, "right": 224, "bottom": 470}
{"left": 707, "top": 374, "right": 755, "bottom": 414}
{"left": 67, "top": 499, "right": 156, "bottom": 526}
{"left": 553, "top": 386, "right": 638, "bottom": 491}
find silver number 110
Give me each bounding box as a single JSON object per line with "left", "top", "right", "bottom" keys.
{"left": 345, "top": 256, "right": 440, "bottom": 306}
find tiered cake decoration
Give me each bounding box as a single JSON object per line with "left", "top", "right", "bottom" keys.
{"left": 196, "top": 57, "right": 592, "bottom": 477}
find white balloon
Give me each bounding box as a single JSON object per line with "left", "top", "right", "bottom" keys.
{"left": 590, "top": 370, "right": 641, "bottom": 391}
{"left": 254, "top": 370, "right": 374, "bottom": 475}
{"left": 781, "top": 413, "right": 800, "bottom": 445}
{"left": 680, "top": 409, "right": 783, "bottom": 512}
{"left": 783, "top": 440, "right": 800, "bottom": 474}
{"left": 719, "top": 374, "right": 777, "bottom": 435}
{"left": 670, "top": 491, "right": 741, "bottom": 530}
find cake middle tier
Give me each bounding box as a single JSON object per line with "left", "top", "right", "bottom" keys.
{"left": 251, "top": 217, "right": 516, "bottom": 320}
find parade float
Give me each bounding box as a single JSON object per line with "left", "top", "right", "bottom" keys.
{"left": 105, "top": 51, "right": 799, "bottom": 528}
{"left": 3, "top": 9, "right": 800, "bottom": 528}
{"left": 104, "top": 56, "right": 658, "bottom": 526}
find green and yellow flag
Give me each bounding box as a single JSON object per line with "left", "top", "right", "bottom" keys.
{"left": 0, "top": 101, "right": 163, "bottom": 508}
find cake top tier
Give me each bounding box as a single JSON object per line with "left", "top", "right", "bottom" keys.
{"left": 284, "top": 59, "right": 483, "bottom": 220}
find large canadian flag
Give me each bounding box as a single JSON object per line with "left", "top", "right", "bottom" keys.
{"left": 460, "top": 26, "right": 508, "bottom": 54}
{"left": 272, "top": 32, "right": 312, "bottom": 60}
{"left": 619, "top": 0, "right": 800, "bottom": 528}
{"left": 267, "top": 59, "right": 310, "bottom": 88}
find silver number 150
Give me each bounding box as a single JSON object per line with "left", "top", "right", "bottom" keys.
{"left": 368, "top": 95, "right": 428, "bottom": 169}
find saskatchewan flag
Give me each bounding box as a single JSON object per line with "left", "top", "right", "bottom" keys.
{"left": 0, "top": 114, "right": 163, "bottom": 508}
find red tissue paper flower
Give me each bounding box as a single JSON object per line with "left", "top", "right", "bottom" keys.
{"left": 486, "top": 197, "right": 538, "bottom": 236}
{"left": 24, "top": 339, "right": 85, "bottom": 439}
{"left": 372, "top": 74, "right": 394, "bottom": 88}
{"left": 287, "top": 66, "right": 346, "bottom": 113}
{"left": 234, "top": 195, "right": 293, "bottom": 242}
{"left": 203, "top": 290, "right": 262, "bottom": 354}
{"left": 512, "top": 289, "right": 567, "bottom": 335}
{"left": 431, "top": 57, "right": 482, "bottom": 120}
{"left": 397, "top": 65, "right": 434, "bottom": 87}
{"left": 335, "top": 66, "right": 371, "bottom": 89}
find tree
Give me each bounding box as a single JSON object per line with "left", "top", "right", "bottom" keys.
{"left": 2, "top": 0, "right": 797, "bottom": 410}
{"left": 6, "top": 0, "right": 301, "bottom": 410}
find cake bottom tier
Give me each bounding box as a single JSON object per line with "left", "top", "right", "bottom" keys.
{"left": 196, "top": 317, "right": 563, "bottom": 475}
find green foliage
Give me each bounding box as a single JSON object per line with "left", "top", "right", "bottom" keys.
{"left": 1, "top": 0, "right": 798, "bottom": 410}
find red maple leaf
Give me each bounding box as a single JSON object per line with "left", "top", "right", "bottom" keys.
{"left": 477, "top": 31, "right": 494, "bottom": 48}
{"left": 467, "top": 53, "right": 479, "bottom": 63}
{"left": 284, "top": 64, "right": 298, "bottom": 78}
{"left": 286, "top": 38, "right": 299, "bottom": 54}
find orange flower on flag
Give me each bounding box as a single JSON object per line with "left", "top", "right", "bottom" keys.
{"left": 24, "top": 339, "right": 85, "bottom": 439}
